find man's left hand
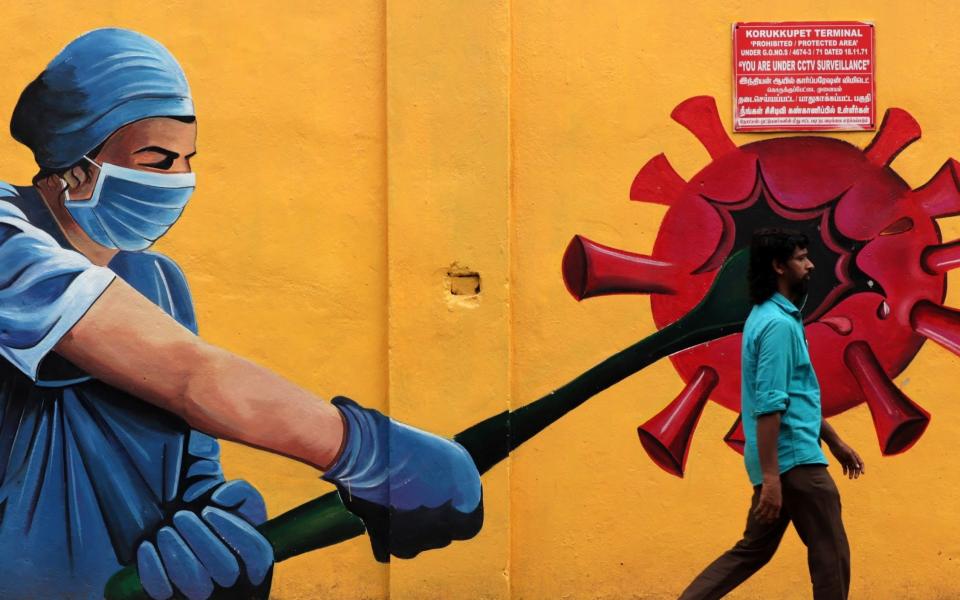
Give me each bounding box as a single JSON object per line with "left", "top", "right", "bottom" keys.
{"left": 829, "top": 442, "right": 865, "bottom": 479}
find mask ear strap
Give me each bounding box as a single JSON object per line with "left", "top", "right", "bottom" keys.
{"left": 82, "top": 155, "right": 101, "bottom": 170}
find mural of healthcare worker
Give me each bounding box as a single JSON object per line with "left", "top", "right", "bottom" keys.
{"left": 0, "top": 28, "right": 482, "bottom": 599}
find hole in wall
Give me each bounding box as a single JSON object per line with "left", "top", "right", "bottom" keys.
{"left": 447, "top": 268, "right": 481, "bottom": 296}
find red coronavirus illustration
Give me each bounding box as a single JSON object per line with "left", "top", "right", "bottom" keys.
{"left": 562, "top": 96, "right": 960, "bottom": 477}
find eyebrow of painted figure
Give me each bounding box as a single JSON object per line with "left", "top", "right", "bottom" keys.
{"left": 133, "top": 146, "right": 198, "bottom": 159}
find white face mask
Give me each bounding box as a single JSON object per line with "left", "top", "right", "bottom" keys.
{"left": 64, "top": 156, "right": 196, "bottom": 250}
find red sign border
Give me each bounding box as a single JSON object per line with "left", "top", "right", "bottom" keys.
{"left": 732, "top": 21, "right": 876, "bottom": 133}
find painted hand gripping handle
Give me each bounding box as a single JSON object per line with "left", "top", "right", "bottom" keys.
{"left": 320, "top": 395, "right": 484, "bottom": 562}
{"left": 105, "top": 250, "right": 751, "bottom": 600}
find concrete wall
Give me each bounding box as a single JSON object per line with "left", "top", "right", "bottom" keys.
{"left": 1, "top": 1, "right": 958, "bottom": 598}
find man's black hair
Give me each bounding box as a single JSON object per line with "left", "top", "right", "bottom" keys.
{"left": 748, "top": 227, "right": 809, "bottom": 304}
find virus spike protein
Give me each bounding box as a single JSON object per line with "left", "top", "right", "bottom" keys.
{"left": 670, "top": 96, "right": 737, "bottom": 159}
{"left": 864, "top": 108, "right": 921, "bottom": 167}
{"left": 630, "top": 153, "right": 686, "bottom": 205}
{"left": 562, "top": 235, "right": 677, "bottom": 300}
{"left": 911, "top": 158, "right": 960, "bottom": 219}
{"left": 844, "top": 341, "right": 931, "bottom": 455}
{"left": 723, "top": 416, "right": 745, "bottom": 455}
{"left": 637, "top": 365, "right": 718, "bottom": 477}
{"left": 911, "top": 300, "right": 960, "bottom": 356}
{"left": 922, "top": 240, "right": 960, "bottom": 274}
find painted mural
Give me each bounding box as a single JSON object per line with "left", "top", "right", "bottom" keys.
{"left": 562, "top": 96, "right": 960, "bottom": 476}
{"left": 0, "top": 28, "right": 482, "bottom": 600}
{"left": 90, "top": 95, "right": 957, "bottom": 597}
{"left": 0, "top": 7, "right": 957, "bottom": 600}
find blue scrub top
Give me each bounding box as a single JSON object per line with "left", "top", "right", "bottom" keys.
{"left": 0, "top": 184, "right": 226, "bottom": 598}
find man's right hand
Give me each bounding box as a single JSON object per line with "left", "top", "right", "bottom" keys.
{"left": 753, "top": 478, "right": 783, "bottom": 523}
{"left": 754, "top": 412, "right": 782, "bottom": 523}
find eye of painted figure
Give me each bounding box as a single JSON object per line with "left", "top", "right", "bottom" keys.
{"left": 96, "top": 117, "right": 198, "bottom": 174}
{"left": 562, "top": 96, "right": 960, "bottom": 476}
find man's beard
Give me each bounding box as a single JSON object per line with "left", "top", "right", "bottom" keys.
{"left": 790, "top": 276, "right": 810, "bottom": 298}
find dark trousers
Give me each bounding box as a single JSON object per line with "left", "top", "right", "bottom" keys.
{"left": 679, "top": 465, "right": 850, "bottom": 600}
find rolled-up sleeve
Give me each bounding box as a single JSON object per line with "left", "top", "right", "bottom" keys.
{"left": 753, "top": 318, "right": 793, "bottom": 416}
{"left": 0, "top": 201, "right": 115, "bottom": 380}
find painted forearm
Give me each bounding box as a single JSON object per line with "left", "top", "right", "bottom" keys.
{"left": 56, "top": 279, "right": 345, "bottom": 471}
{"left": 178, "top": 343, "right": 345, "bottom": 470}
{"left": 756, "top": 412, "right": 781, "bottom": 481}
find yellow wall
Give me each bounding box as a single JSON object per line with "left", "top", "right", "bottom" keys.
{"left": 1, "top": 1, "right": 958, "bottom": 598}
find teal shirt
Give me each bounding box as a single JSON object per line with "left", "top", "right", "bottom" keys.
{"left": 741, "top": 293, "right": 827, "bottom": 485}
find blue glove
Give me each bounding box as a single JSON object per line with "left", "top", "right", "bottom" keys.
{"left": 180, "top": 431, "right": 226, "bottom": 504}
{"left": 136, "top": 480, "right": 274, "bottom": 600}
{"left": 321, "top": 396, "right": 483, "bottom": 562}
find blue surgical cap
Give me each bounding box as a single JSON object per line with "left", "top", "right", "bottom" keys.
{"left": 10, "top": 28, "right": 194, "bottom": 170}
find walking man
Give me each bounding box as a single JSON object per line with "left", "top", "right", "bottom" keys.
{"left": 679, "top": 228, "right": 865, "bottom": 600}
